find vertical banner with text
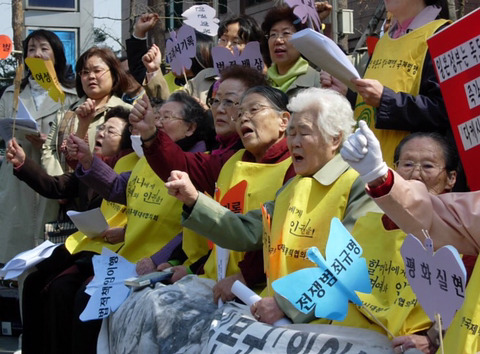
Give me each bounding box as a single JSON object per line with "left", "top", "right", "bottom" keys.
{"left": 427, "top": 8, "right": 480, "bottom": 190}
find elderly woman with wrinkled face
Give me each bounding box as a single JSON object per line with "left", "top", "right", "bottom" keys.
{"left": 166, "top": 87, "right": 375, "bottom": 324}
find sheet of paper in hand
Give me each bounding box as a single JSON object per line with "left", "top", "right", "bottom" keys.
{"left": 212, "top": 41, "right": 264, "bottom": 76}
{"left": 165, "top": 25, "right": 196, "bottom": 77}
{"left": 182, "top": 4, "right": 219, "bottom": 37}
{"left": 80, "top": 248, "right": 136, "bottom": 321}
{"left": 290, "top": 28, "right": 360, "bottom": 92}
{"left": 0, "top": 98, "right": 39, "bottom": 142}
{"left": 285, "top": 0, "right": 322, "bottom": 32}
{"left": 25, "top": 57, "right": 65, "bottom": 103}
{"left": 401, "top": 234, "right": 466, "bottom": 328}
{"left": 0, "top": 241, "right": 61, "bottom": 280}
{"left": 272, "top": 217, "right": 371, "bottom": 321}
{"left": 66, "top": 207, "right": 109, "bottom": 238}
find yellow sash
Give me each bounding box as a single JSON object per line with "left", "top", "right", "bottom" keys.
{"left": 354, "top": 19, "right": 449, "bottom": 167}
{"left": 119, "top": 157, "right": 182, "bottom": 262}
{"left": 267, "top": 170, "right": 358, "bottom": 293}
{"left": 340, "top": 212, "right": 431, "bottom": 336}
{"left": 442, "top": 258, "right": 480, "bottom": 352}
{"left": 65, "top": 152, "right": 139, "bottom": 254}
{"left": 201, "top": 149, "right": 292, "bottom": 281}
{"left": 181, "top": 228, "right": 210, "bottom": 267}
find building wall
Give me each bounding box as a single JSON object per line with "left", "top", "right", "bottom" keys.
{"left": 24, "top": 0, "right": 94, "bottom": 55}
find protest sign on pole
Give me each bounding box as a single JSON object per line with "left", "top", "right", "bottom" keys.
{"left": 427, "top": 8, "right": 480, "bottom": 190}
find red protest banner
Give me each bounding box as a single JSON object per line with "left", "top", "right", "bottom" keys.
{"left": 427, "top": 8, "right": 480, "bottom": 190}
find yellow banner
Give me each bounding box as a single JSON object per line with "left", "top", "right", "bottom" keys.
{"left": 25, "top": 57, "right": 65, "bottom": 103}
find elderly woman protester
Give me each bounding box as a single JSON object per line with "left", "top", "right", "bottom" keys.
{"left": 165, "top": 87, "right": 375, "bottom": 324}
{"left": 342, "top": 121, "right": 480, "bottom": 353}
{"left": 132, "top": 66, "right": 268, "bottom": 282}
{"left": 341, "top": 132, "right": 458, "bottom": 353}
{"left": 100, "top": 85, "right": 295, "bottom": 353}
{"left": 262, "top": 6, "right": 321, "bottom": 96}
{"left": 0, "top": 29, "right": 78, "bottom": 264}
{"left": 135, "top": 83, "right": 294, "bottom": 290}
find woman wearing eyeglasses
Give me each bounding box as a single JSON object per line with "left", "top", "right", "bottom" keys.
{"left": 341, "top": 122, "right": 480, "bottom": 353}
{"left": 340, "top": 132, "right": 458, "bottom": 353}
{"left": 44, "top": 46, "right": 133, "bottom": 174}
{"left": 131, "top": 80, "right": 294, "bottom": 300}
{"left": 262, "top": 6, "right": 322, "bottom": 96}
{"left": 100, "top": 85, "right": 295, "bottom": 353}
{"left": 132, "top": 66, "right": 270, "bottom": 296}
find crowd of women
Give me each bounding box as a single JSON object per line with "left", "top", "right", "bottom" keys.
{"left": 1, "top": 0, "right": 478, "bottom": 353}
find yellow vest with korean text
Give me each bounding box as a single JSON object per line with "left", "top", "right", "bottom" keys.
{"left": 201, "top": 149, "right": 292, "bottom": 281}
{"left": 354, "top": 19, "right": 449, "bottom": 167}
{"left": 266, "top": 169, "right": 358, "bottom": 295}
{"left": 340, "top": 212, "right": 431, "bottom": 336}
{"left": 65, "top": 152, "right": 139, "bottom": 255}
{"left": 442, "top": 257, "right": 480, "bottom": 352}
{"left": 119, "top": 156, "right": 182, "bottom": 262}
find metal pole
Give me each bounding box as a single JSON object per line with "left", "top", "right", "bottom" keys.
{"left": 169, "top": 0, "right": 174, "bottom": 30}
{"left": 332, "top": 0, "right": 338, "bottom": 43}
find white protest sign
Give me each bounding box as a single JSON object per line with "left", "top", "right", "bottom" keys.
{"left": 182, "top": 4, "right": 219, "bottom": 37}
{"left": 80, "top": 248, "right": 136, "bottom": 321}
{"left": 401, "top": 234, "right": 467, "bottom": 328}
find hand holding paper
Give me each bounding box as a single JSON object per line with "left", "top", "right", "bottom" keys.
{"left": 6, "top": 138, "right": 25, "bottom": 167}
{"left": 67, "top": 207, "right": 109, "bottom": 239}
{"left": 231, "top": 281, "right": 292, "bottom": 326}
{"left": 290, "top": 29, "right": 360, "bottom": 92}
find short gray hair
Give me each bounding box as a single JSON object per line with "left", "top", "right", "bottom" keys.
{"left": 287, "top": 87, "right": 355, "bottom": 145}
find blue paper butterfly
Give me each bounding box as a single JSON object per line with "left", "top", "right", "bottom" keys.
{"left": 272, "top": 217, "right": 372, "bottom": 321}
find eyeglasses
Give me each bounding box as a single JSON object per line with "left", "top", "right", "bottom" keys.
{"left": 155, "top": 114, "right": 184, "bottom": 123}
{"left": 394, "top": 160, "right": 446, "bottom": 176}
{"left": 267, "top": 30, "right": 294, "bottom": 41}
{"left": 96, "top": 124, "right": 122, "bottom": 137}
{"left": 218, "top": 37, "right": 244, "bottom": 48}
{"left": 79, "top": 68, "right": 110, "bottom": 78}
{"left": 208, "top": 97, "right": 239, "bottom": 110}
{"left": 234, "top": 105, "right": 272, "bottom": 122}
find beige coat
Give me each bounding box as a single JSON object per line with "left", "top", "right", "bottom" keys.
{"left": 373, "top": 170, "right": 480, "bottom": 256}
{"left": 0, "top": 83, "right": 78, "bottom": 263}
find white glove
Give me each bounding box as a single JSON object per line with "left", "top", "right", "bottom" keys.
{"left": 341, "top": 120, "right": 388, "bottom": 184}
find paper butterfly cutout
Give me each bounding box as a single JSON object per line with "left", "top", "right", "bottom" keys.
{"left": 182, "top": 4, "right": 219, "bottom": 37}
{"left": 80, "top": 248, "right": 136, "bottom": 321}
{"left": 212, "top": 41, "right": 264, "bottom": 76}
{"left": 25, "top": 57, "right": 65, "bottom": 103}
{"left": 165, "top": 24, "right": 197, "bottom": 76}
{"left": 285, "top": 0, "right": 322, "bottom": 32}
{"left": 272, "top": 217, "right": 372, "bottom": 321}
{"left": 401, "top": 234, "right": 466, "bottom": 329}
